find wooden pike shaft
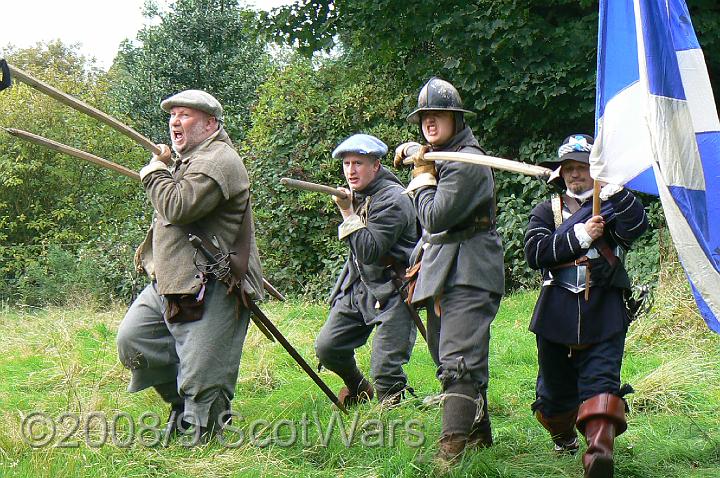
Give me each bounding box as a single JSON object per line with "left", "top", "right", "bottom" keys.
{"left": 262, "top": 277, "right": 286, "bottom": 301}
{"left": 403, "top": 151, "right": 552, "bottom": 177}
{"left": 4, "top": 128, "right": 287, "bottom": 306}
{"left": 4, "top": 128, "right": 140, "bottom": 180}
{"left": 7, "top": 63, "right": 160, "bottom": 155}
{"left": 280, "top": 177, "right": 348, "bottom": 199}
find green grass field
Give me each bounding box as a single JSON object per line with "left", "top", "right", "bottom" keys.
{"left": 1, "top": 282, "right": 719, "bottom": 477}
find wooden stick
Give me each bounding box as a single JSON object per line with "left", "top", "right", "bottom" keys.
{"left": 6, "top": 63, "right": 161, "bottom": 155}
{"left": 262, "top": 277, "right": 286, "bottom": 301}
{"left": 585, "top": 181, "right": 602, "bottom": 301}
{"left": 5, "top": 127, "right": 288, "bottom": 321}
{"left": 403, "top": 151, "right": 552, "bottom": 177}
{"left": 4, "top": 128, "right": 140, "bottom": 180}
{"left": 280, "top": 177, "right": 348, "bottom": 199}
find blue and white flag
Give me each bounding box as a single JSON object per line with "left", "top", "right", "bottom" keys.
{"left": 591, "top": 0, "right": 720, "bottom": 333}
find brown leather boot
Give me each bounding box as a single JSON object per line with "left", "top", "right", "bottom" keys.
{"left": 337, "top": 378, "right": 374, "bottom": 408}
{"left": 576, "top": 393, "right": 628, "bottom": 478}
{"left": 435, "top": 433, "right": 468, "bottom": 468}
{"left": 535, "top": 407, "right": 579, "bottom": 454}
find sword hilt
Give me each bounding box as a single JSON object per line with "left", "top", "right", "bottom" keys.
{"left": 189, "top": 234, "right": 215, "bottom": 261}
{"left": 189, "top": 234, "right": 232, "bottom": 281}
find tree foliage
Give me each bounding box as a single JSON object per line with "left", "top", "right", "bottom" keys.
{"left": 261, "top": 0, "right": 720, "bottom": 290}
{"left": 267, "top": 0, "right": 719, "bottom": 155}
{"left": 111, "top": 0, "right": 271, "bottom": 143}
{"left": 0, "top": 42, "right": 149, "bottom": 304}
{"left": 244, "top": 57, "right": 415, "bottom": 295}
{"left": 3, "top": 2, "right": 715, "bottom": 304}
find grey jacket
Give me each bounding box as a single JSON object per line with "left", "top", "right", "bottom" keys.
{"left": 409, "top": 127, "right": 505, "bottom": 302}
{"left": 330, "top": 167, "right": 418, "bottom": 309}
{"left": 135, "top": 128, "right": 264, "bottom": 298}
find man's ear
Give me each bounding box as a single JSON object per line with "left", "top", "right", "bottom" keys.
{"left": 373, "top": 159, "right": 381, "bottom": 172}
{"left": 207, "top": 116, "right": 218, "bottom": 132}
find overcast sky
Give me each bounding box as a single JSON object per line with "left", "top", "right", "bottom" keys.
{"left": 1, "top": 0, "right": 293, "bottom": 70}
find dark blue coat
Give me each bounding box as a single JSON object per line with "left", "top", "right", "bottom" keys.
{"left": 524, "top": 188, "right": 648, "bottom": 344}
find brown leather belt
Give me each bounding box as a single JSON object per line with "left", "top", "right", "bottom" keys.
{"left": 553, "top": 255, "right": 589, "bottom": 270}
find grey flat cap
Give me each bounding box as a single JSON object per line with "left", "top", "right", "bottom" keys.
{"left": 332, "top": 134, "right": 388, "bottom": 159}
{"left": 160, "top": 89, "right": 223, "bottom": 122}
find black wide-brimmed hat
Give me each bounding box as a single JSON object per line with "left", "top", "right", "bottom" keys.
{"left": 539, "top": 134, "right": 594, "bottom": 169}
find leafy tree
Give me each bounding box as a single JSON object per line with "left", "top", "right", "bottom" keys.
{"left": 0, "top": 41, "right": 148, "bottom": 304}
{"left": 111, "top": 0, "right": 271, "bottom": 143}
{"left": 244, "top": 56, "right": 415, "bottom": 295}
{"left": 267, "top": 0, "right": 719, "bottom": 153}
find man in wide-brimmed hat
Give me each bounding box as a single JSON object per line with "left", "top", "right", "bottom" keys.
{"left": 524, "top": 134, "right": 649, "bottom": 478}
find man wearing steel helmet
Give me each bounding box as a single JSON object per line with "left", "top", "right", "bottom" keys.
{"left": 524, "top": 134, "right": 648, "bottom": 477}
{"left": 314, "top": 134, "right": 418, "bottom": 407}
{"left": 117, "top": 89, "right": 264, "bottom": 442}
{"left": 394, "top": 77, "right": 505, "bottom": 463}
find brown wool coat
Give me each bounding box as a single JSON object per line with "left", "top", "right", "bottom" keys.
{"left": 135, "top": 128, "right": 263, "bottom": 298}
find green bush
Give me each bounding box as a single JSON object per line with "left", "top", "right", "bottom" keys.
{"left": 0, "top": 42, "right": 150, "bottom": 306}
{"left": 624, "top": 197, "right": 662, "bottom": 287}
{"left": 10, "top": 230, "right": 148, "bottom": 308}
{"left": 244, "top": 57, "right": 415, "bottom": 297}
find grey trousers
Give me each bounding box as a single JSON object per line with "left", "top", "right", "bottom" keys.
{"left": 315, "top": 285, "right": 417, "bottom": 397}
{"left": 116, "top": 280, "right": 249, "bottom": 426}
{"left": 426, "top": 285, "right": 501, "bottom": 393}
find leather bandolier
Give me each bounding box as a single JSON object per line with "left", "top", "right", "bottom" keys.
{"left": 544, "top": 194, "right": 630, "bottom": 295}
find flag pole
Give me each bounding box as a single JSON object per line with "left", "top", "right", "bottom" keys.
{"left": 585, "top": 181, "right": 602, "bottom": 301}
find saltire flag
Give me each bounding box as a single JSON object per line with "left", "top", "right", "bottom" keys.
{"left": 590, "top": 0, "right": 720, "bottom": 333}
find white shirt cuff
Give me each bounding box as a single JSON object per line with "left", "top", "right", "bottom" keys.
{"left": 574, "top": 223, "right": 593, "bottom": 249}
{"left": 599, "top": 183, "right": 624, "bottom": 201}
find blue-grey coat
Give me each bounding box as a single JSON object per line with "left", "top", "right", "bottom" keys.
{"left": 330, "top": 167, "right": 418, "bottom": 315}
{"left": 408, "top": 127, "right": 505, "bottom": 303}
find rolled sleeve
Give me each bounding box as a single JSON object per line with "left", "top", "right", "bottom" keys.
{"left": 338, "top": 214, "right": 366, "bottom": 239}
{"left": 139, "top": 160, "right": 170, "bottom": 181}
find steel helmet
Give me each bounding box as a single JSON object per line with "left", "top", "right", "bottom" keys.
{"left": 407, "top": 77, "right": 474, "bottom": 124}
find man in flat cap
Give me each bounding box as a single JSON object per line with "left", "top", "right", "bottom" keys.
{"left": 314, "top": 133, "right": 418, "bottom": 407}
{"left": 524, "top": 134, "right": 648, "bottom": 477}
{"left": 117, "top": 89, "right": 264, "bottom": 442}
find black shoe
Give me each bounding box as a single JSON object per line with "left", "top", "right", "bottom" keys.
{"left": 162, "top": 404, "right": 192, "bottom": 446}
{"left": 199, "top": 392, "right": 232, "bottom": 442}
